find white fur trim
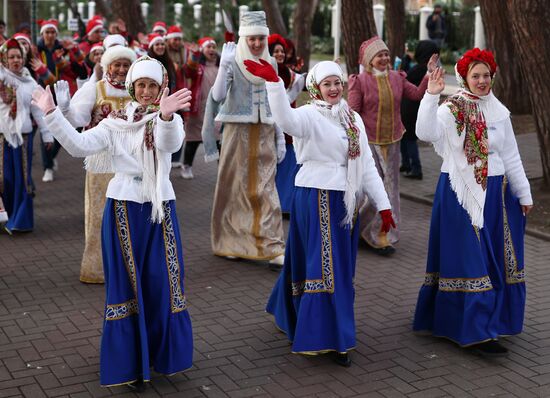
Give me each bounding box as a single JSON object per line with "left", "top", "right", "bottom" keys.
{"left": 130, "top": 60, "right": 163, "bottom": 85}
{"left": 238, "top": 26, "right": 269, "bottom": 37}
{"left": 14, "top": 35, "right": 31, "bottom": 45}
{"left": 200, "top": 39, "right": 216, "bottom": 50}
{"left": 87, "top": 24, "right": 103, "bottom": 36}
{"left": 165, "top": 32, "right": 183, "bottom": 39}
{"left": 148, "top": 36, "right": 164, "bottom": 49}
{"left": 40, "top": 24, "right": 58, "bottom": 35}
{"left": 103, "top": 34, "right": 127, "bottom": 48}
{"left": 101, "top": 46, "right": 137, "bottom": 70}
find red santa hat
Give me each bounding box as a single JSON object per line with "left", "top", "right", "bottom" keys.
{"left": 152, "top": 21, "right": 167, "bottom": 35}
{"left": 13, "top": 33, "right": 31, "bottom": 46}
{"left": 38, "top": 19, "right": 59, "bottom": 35}
{"left": 165, "top": 25, "right": 183, "bottom": 40}
{"left": 90, "top": 41, "right": 104, "bottom": 54}
{"left": 198, "top": 36, "right": 216, "bottom": 50}
{"left": 148, "top": 33, "right": 164, "bottom": 49}
{"left": 86, "top": 17, "right": 104, "bottom": 36}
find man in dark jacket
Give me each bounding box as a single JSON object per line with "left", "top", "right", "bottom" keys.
{"left": 426, "top": 5, "right": 447, "bottom": 49}
{"left": 400, "top": 40, "right": 440, "bottom": 180}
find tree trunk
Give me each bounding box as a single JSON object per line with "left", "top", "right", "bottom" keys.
{"left": 292, "top": 0, "right": 320, "bottom": 72}
{"left": 94, "top": 0, "right": 112, "bottom": 20}
{"left": 262, "top": 0, "right": 287, "bottom": 36}
{"left": 478, "top": 0, "right": 531, "bottom": 114}
{"left": 111, "top": 0, "right": 146, "bottom": 36}
{"left": 508, "top": 0, "right": 550, "bottom": 190}
{"left": 342, "top": 0, "right": 377, "bottom": 75}
{"left": 153, "top": 0, "right": 166, "bottom": 24}
{"left": 8, "top": 0, "right": 29, "bottom": 34}
{"left": 385, "top": 0, "right": 406, "bottom": 64}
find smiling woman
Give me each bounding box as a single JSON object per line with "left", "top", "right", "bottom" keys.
{"left": 134, "top": 78, "right": 160, "bottom": 106}
{"left": 348, "top": 36, "right": 437, "bottom": 255}
{"left": 243, "top": 59, "right": 394, "bottom": 366}
{"left": 0, "top": 39, "right": 54, "bottom": 233}
{"left": 32, "top": 56, "right": 194, "bottom": 390}
{"left": 412, "top": 48, "right": 533, "bottom": 357}
{"left": 208, "top": 11, "right": 286, "bottom": 265}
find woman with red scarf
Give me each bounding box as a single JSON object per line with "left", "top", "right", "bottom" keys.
{"left": 413, "top": 49, "right": 533, "bottom": 356}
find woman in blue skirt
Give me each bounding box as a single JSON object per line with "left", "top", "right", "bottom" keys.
{"left": 33, "top": 56, "right": 194, "bottom": 390}
{"left": 413, "top": 49, "right": 533, "bottom": 356}
{"left": 0, "top": 39, "right": 53, "bottom": 233}
{"left": 244, "top": 59, "right": 395, "bottom": 366}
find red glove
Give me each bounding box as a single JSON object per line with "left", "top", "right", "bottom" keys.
{"left": 243, "top": 59, "right": 279, "bottom": 83}
{"left": 379, "top": 209, "right": 396, "bottom": 233}
{"left": 224, "top": 31, "right": 235, "bottom": 43}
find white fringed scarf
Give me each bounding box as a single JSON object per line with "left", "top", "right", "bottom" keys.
{"left": 0, "top": 66, "right": 35, "bottom": 148}
{"left": 86, "top": 56, "right": 169, "bottom": 223}
{"left": 306, "top": 61, "right": 362, "bottom": 226}
{"left": 439, "top": 66, "right": 510, "bottom": 228}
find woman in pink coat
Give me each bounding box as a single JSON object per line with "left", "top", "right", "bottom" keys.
{"left": 348, "top": 36, "right": 437, "bottom": 255}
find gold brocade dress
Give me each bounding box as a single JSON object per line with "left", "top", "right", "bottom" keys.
{"left": 80, "top": 81, "right": 131, "bottom": 283}
{"left": 211, "top": 122, "right": 285, "bottom": 260}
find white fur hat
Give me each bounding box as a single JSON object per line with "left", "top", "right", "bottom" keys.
{"left": 238, "top": 11, "right": 269, "bottom": 37}
{"left": 100, "top": 45, "right": 137, "bottom": 70}
{"left": 103, "top": 34, "right": 127, "bottom": 49}
{"left": 126, "top": 57, "right": 164, "bottom": 87}
{"left": 309, "top": 61, "right": 344, "bottom": 85}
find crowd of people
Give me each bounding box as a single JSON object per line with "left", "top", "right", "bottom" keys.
{"left": 0, "top": 8, "right": 533, "bottom": 392}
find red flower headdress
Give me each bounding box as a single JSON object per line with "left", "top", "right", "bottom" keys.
{"left": 268, "top": 33, "right": 287, "bottom": 50}
{"left": 456, "top": 48, "right": 497, "bottom": 80}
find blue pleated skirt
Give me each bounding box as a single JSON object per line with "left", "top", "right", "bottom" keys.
{"left": 100, "top": 199, "right": 193, "bottom": 386}
{"left": 1, "top": 135, "right": 34, "bottom": 233}
{"left": 266, "top": 187, "right": 359, "bottom": 354}
{"left": 413, "top": 173, "right": 526, "bottom": 346}
{"left": 275, "top": 144, "right": 299, "bottom": 214}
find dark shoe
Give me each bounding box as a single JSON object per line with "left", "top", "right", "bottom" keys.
{"left": 404, "top": 171, "right": 423, "bottom": 180}
{"left": 399, "top": 165, "right": 411, "bottom": 173}
{"left": 127, "top": 378, "right": 146, "bottom": 393}
{"left": 368, "top": 245, "right": 396, "bottom": 256}
{"left": 471, "top": 340, "right": 508, "bottom": 357}
{"left": 268, "top": 263, "right": 283, "bottom": 272}
{"left": 332, "top": 352, "right": 352, "bottom": 367}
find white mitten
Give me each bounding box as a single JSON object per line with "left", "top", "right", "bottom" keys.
{"left": 219, "top": 42, "right": 236, "bottom": 69}
{"left": 54, "top": 80, "right": 71, "bottom": 114}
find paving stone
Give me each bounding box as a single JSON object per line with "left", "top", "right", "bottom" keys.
{"left": 0, "top": 129, "right": 547, "bottom": 397}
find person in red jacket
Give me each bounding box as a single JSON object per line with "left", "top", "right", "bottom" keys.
{"left": 180, "top": 36, "right": 220, "bottom": 179}
{"left": 78, "top": 16, "right": 105, "bottom": 56}
{"left": 36, "top": 19, "right": 88, "bottom": 182}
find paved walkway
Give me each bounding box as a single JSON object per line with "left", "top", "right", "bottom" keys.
{"left": 0, "top": 131, "right": 549, "bottom": 397}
